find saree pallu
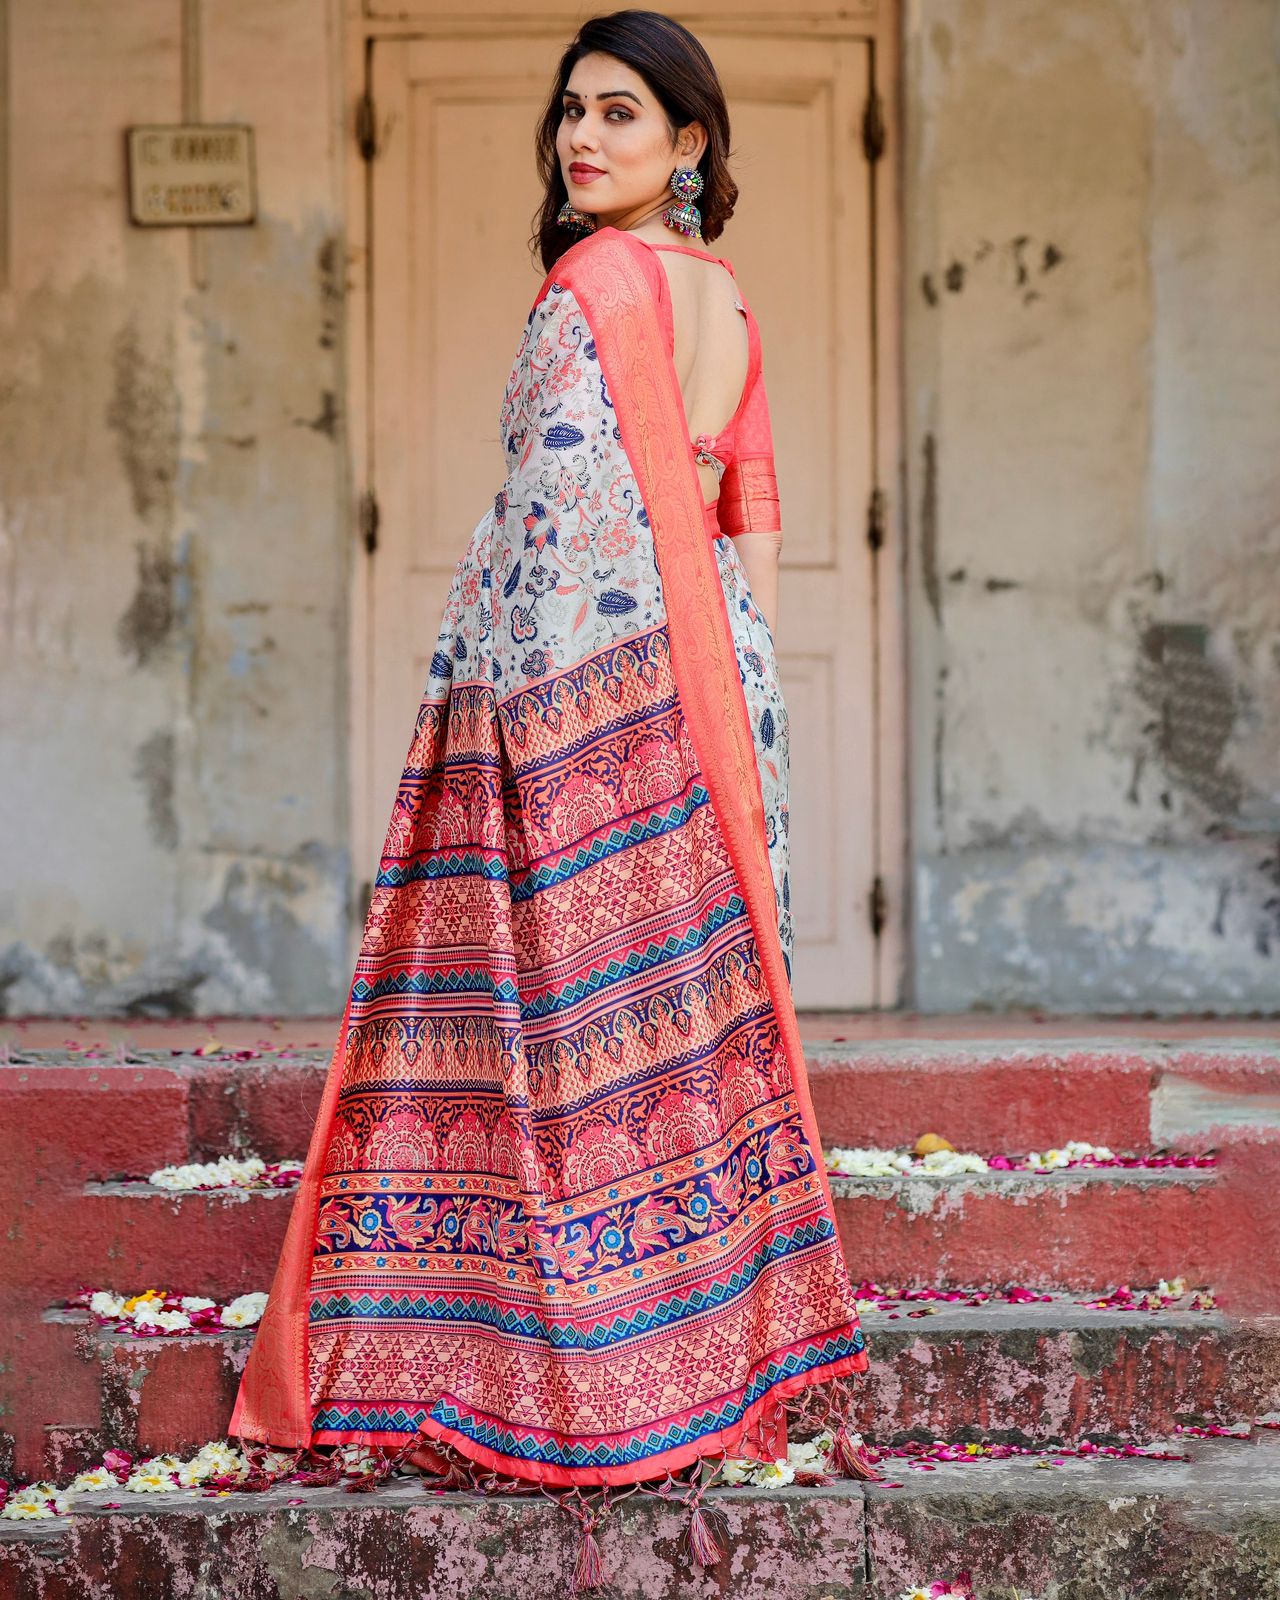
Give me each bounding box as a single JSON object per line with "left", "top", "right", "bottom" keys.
{"left": 231, "top": 226, "right": 869, "bottom": 1507}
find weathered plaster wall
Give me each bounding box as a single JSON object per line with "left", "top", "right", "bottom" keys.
{"left": 0, "top": 1, "right": 352, "bottom": 1013}
{"left": 5, "top": 2, "right": 1277, "bottom": 1018}
{"left": 904, "top": 0, "right": 1280, "bottom": 1010}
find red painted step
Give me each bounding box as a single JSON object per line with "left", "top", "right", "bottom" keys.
{"left": 807, "top": 1039, "right": 1280, "bottom": 1151}
{"left": 831, "top": 1168, "right": 1218, "bottom": 1291}
{"left": 61, "top": 1156, "right": 1253, "bottom": 1311}
{"left": 42, "top": 1312, "right": 247, "bottom": 1463}
{"left": 833, "top": 1126, "right": 1278, "bottom": 1313}
{"left": 5, "top": 1038, "right": 1278, "bottom": 1479}
{"left": 8, "top": 1036, "right": 1280, "bottom": 1177}
{"left": 48, "top": 1296, "right": 1280, "bottom": 1463}
{"left": 68, "top": 1183, "right": 293, "bottom": 1303}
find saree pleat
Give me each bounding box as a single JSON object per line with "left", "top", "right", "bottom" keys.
{"left": 230, "top": 226, "right": 868, "bottom": 1492}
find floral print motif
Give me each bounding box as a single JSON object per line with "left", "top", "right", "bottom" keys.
{"left": 422, "top": 285, "right": 793, "bottom": 967}
{"left": 711, "top": 533, "right": 794, "bottom": 978}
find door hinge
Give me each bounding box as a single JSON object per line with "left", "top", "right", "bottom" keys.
{"left": 869, "top": 874, "right": 888, "bottom": 940}
{"left": 358, "top": 488, "right": 380, "bottom": 555}
{"left": 356, "top": 89, "right": 378, "bottom": 161}
{"left": 866, "top": 486, "right": 886, "bottom": 551}
{"left": 862, "top": 85, "right": 886, "bottom": 165}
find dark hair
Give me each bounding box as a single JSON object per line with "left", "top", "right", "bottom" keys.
{"left": 530, "top": 9, "right": 738, "bottom": 272}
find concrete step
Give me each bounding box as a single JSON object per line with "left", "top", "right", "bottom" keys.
{"left": 65, "top": 1183, "right": 293, "bottom": 1304}
{"left": 9, "top": 1036, "right": 1280, "bottom": 1180}
{"left": 1, "top": 1434, "right": 1276, "bottom": 1599}
{"left": 832, "top": 1166, "right": 1221, "bottom": 1290}
{"left": 56, "top": 1161, "right": 1241, "bottom": 1306}
{"left": 862, "top": 1431, "right": 1280, "bottom": 1597}
{"left": 807, "top": 1038, "right": 1280, "bottom": 1150}
{"left": 6, "top": 1039, "right": 1278, "bottom": 1479}
{"left": 44, "top": 1296, "right": 1280, "bottom": 1465}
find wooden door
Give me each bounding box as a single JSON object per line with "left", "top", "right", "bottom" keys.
{"left": 360, "top": 32, "right": 882, "bottom": 1006}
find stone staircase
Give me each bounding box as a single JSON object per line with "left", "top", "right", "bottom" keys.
{"left": 3, "top": 1024, "right": 1279, "bottom": 1596}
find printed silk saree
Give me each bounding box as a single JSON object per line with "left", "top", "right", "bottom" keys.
{"left": 231, "top": 226, "right": 870, "bottom": 1519}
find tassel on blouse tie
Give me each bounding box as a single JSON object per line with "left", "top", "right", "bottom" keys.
{"left": 694, "top": 434, "right": 729, "bottom": 541}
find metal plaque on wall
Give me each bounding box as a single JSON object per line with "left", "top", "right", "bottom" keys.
{"left": 126, "top": 125, "right": 257, "bottom": 226}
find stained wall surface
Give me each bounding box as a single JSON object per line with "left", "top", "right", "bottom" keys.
{"left": 3, "top": 2, "right": 1277, "bottom": 1015}
{"left": 903, "top": 0, "right": 1280, "bottom": 1010}
{"left": 0, "top": 1, "right": 352, "bottom": 1014}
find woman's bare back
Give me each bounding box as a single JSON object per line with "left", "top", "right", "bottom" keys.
{"left": 650, "top": 249, "right": 751, "bottom": 506}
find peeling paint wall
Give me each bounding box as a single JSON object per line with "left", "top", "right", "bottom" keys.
{"left": 0, "top": 2, "right": 351, "bottom": 1014}
{"left": 904, "top": 0, "right": 1280, "bottom": 1010}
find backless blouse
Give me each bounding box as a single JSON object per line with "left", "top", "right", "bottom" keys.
{"left": 641, "top": 240, "right": 784, "bottom": 543}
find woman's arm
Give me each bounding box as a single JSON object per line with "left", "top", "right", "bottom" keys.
{"left": 715, "top": 362, "right": 784, "bottom": 640}
{"left": 731, "top": 529, "right": 784, "bottom": 641}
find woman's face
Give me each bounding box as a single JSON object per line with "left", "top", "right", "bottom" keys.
{"left": 556, "top": 51, "right": 706, "bottom": 231}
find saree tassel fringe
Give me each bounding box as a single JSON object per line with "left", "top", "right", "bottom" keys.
{"left": 684, "top": 1501, "right": 730, "bottom": 1568}
{"left": 820, "top": 1373, "right": 883, "bottom": 1482}
{"left": 291, "top": 1450, "right": 344, "bottom": 1488}
{"left": 545, "top": 1485, "right": 612, "bottom": 1596}
{"left": 681, "top": 1473, "right": 730, "bottom": 1570}
{"left": 235, "top": 1367, "right": 876, "bottom": 1574}
{"left": 237, "top": 1444, "right": 304, "bottom": 1493}
{"left": 571, "top": 1511, "right": 606, "bottom": 1595}
{"left": 829, "top": 1425, "right": 882, "bottom": 1482}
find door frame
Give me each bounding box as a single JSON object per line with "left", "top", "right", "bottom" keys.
{"left": 340, "top": 0, "right": 907, "bottom": 1007}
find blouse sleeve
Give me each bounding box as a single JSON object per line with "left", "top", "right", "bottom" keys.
{"left": 717, "top": 365, "right": 782, "bottom": 539}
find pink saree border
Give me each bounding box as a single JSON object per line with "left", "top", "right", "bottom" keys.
{"left": 559, "top": 227, "right": 855, "bottom": 1249}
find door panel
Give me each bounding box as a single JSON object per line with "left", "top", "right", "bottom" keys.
{"left": 365, "top": 33, "right": 878, "bottom": 1005}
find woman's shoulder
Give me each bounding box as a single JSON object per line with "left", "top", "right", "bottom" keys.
{"left": 545, "top": 225, "right": 663, "bottom": 302}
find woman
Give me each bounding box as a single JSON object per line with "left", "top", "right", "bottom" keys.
{"left": 232, "top": 8, "right": 871, "bottom": 1586}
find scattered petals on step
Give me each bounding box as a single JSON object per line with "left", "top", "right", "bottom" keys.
{"left": 0, "top": 1482, "right": 71, "bottom": 1520}
{"left": 0, "top": 1441, "right": 257, "bottom": 1515}
{"left": 848, "top": 1277, "right": 1216, "bottom": 1316}
{"left": 898, "top": 1578, "right": 1033, "bottom": 1600}
{"left": 125, "top": 1462, "right": 182, "bottom": 1493}
{"left": 928, "top": 1577, "right": 976, "bottom": 1600}
{"left": 220, "top": 1292, "right": 269, "bottom": 1328}
{"left": 4, "top": 1421, "right": 1270, "bottom": 1529}
{"left": 824, "top": 1139, "right": 1216, "bottom": 1176}
{"left": 69, "top": 1468, "right": 114, "bottom": 1492}
{"left": 101, "top": 1451, "right": 134, "bottom": 1481}
{"left": 146, "top": 1154, "right": 304, "bottom": 1191}
{"left": 869, "top": 1437, "right": 1191, "bottom": 1469}
{"left": 711, "top": 1430, "right": 842, "bottom": 1486}
{"left": 709, "top": 1427, "right": 1215, "bottom": 1495}
{"left": 1079, "top": 1277, "right": 1216, "bottom": 1313}
{"left": 68, "top": 1286, "right": 270, "bottom": 1336}
{"left": 851, "top": 1279, "right": 1056, "bottom": 1311}
{"left": 825, "top": 1145, "right": 987, "bottom": 1177}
